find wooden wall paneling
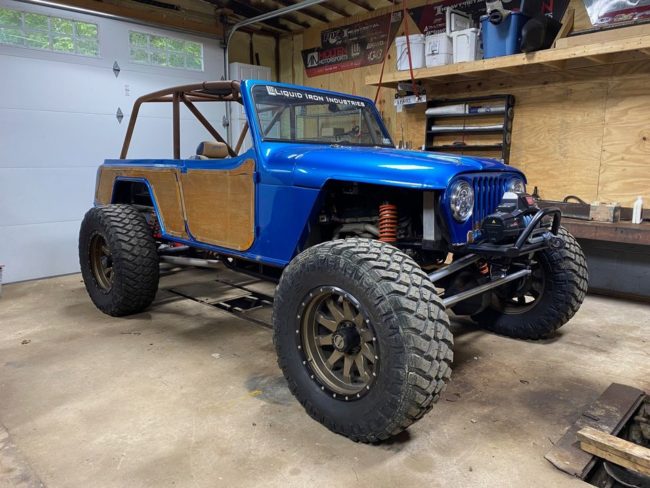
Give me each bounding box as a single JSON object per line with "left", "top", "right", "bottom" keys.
{"left": 230, "top": 32, "right": 278, "bottom": 80}
{"left": 508, "top": 80, "right": 608, "bottom": 201}
{"left": 599, "top": 75, "right": 650, "bottom": 205}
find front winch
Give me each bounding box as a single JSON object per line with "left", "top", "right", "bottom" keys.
{"left": 465, "top": 192, "right": 563, "bottom": 257}
{"left": 479, "top": 192, "right": 538, "bottom": 244}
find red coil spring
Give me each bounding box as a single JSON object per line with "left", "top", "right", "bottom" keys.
{"left": 378, "top": 203, "right": 398, "bottom": 242}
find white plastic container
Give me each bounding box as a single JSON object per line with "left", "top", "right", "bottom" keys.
{"left": 425, "top": 33, "right": 452, "bottom": 67}
{"left": 451, "top": 28, "right": 481, "bottom": 63}
{"left": 632, "top": 196, "right": 644, "bottom": 224}
{"left": 396, "top": 34, "right": 425, "bottom": 71}
{"left": 446, "top": 7, "right": 472, "bottom": 35}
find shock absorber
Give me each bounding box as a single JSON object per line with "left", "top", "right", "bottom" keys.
{"left": 378, "top": 202, "right": 398, "bottom": 242}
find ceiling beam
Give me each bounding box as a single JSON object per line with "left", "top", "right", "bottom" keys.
{"left": 318, "top": 1, "right": 350, "bottom": 17}
{"left": 30, "top": 0, "right": 224, "bottom": 36}
{"left": 229, "top": 0, "right": 308, "bottom": 30}
{"left": 348, "top": 0, "right": 373, "bottom": 11}
{"left": 203, "top": 0, "right": 293, "bottom": 32}
{"left": 273, "top": 0, "right": 328, "bottom": 24}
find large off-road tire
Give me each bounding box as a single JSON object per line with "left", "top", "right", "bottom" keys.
{"left": 273, "top": 238, "right": 453, "bottom": 442}
{"left": 473, "top": 227, "right": 588, "bottom": 340}
{"left": 79, "top": 205, "right": 159, "bottom": 316}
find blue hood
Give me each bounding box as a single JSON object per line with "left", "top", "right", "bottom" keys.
{"left": 261, "top": 143, "right": 523, "bottom": 190}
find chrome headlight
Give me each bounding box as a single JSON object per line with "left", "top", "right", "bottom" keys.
{"left": 507, "top": 177, "right": 526, "bottom": 194}
{"left": 449, "top": 180, "right": 474, "bottom": 222}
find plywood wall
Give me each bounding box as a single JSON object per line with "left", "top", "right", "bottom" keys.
{"left": 279, "top": 0, "right": 650, "bottom": 206}
{"left": 229, "top": 31, "right": 278, "bottom": 81}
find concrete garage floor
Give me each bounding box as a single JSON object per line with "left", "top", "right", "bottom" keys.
{"left": 0, "top": 266, "right": 648, "bottom": 488}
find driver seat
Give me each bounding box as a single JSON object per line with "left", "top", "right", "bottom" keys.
{"left": 193, "top": 141, "right": 229, "bottom": 159}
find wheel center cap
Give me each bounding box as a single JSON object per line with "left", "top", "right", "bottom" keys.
{"left": 332, "top": 325, "right": 360, "bottom": 353}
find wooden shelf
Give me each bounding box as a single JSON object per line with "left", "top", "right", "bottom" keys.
{"left": 366, "top": 34, "right": 650, "bottom": 87}
{"left": 562, "top": 218, "right": 650, "bottom": 246}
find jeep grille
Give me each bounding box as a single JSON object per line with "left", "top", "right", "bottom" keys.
{"left": 471, "top": 174, "right": 510, "bottom": 226}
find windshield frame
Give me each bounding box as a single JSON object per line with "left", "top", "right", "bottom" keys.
{"left": 249, "top": 83, "right": 394, "bottom": 148}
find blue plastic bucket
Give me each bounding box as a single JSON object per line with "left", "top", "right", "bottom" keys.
{"left": 480, "top": 12, "right": 529, "bottom": 58}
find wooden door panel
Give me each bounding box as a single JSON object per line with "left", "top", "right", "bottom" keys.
{"left": 181, "top": 159, "right": 255, "bottom": 251}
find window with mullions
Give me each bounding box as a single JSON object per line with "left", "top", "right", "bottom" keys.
{"left": 0, "top": 7, "right": 99, "bottom": 56}
{"left": 129, "top": 31, "right": 203, "bottom": 71}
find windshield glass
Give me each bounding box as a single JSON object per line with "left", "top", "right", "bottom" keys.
{"left": 251, "top": 85, "right": 393, "bottom": 147}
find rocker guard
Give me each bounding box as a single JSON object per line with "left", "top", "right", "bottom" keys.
{"left": 466, "top": 207, "right": 563, "bottom": 258}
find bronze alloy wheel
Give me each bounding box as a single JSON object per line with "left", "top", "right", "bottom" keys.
{"left": 298, "top": 286, "right": 378, "bottom": 400}
{"left": 89, "top": 233, "right": 113, "bottom": 291}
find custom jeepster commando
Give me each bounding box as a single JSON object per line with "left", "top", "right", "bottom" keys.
{"left": 80, "top": 80, "right": 587, "bottom": 442}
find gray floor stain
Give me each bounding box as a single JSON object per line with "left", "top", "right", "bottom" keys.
{"left": 246, "top": 374, "right": 294, "bottom": 405}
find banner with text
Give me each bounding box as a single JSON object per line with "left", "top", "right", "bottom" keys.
{"left": 301, "top": 11, "right": 403, "bottom": 78}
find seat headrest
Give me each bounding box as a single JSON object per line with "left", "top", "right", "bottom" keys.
{"left": 196, "top": 141, "right": 229, "bottom": 159}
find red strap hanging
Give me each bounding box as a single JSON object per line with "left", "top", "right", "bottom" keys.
{"left": 374, "top": 0, "right": 419, "bottom": 104}
{"left": 401, "top": 0, "right": 419, "bottom": 97}
{"left": 373, "top": 1, "right": 397, "bottom": 104}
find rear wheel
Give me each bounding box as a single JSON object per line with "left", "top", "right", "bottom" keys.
{"left": 273, "top": 238, "right": 453, "bottom": 442}
{"left": 473, "top": 227, "right": 588, "bottom": 339}
{"left": 79, "top": 205, "right": 159, "bottom": 316}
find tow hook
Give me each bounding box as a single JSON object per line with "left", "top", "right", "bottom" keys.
{"left": 547, "top": 232, "right": 565, "bottom": 250}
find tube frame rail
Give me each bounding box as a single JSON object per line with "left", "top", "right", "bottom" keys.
{"left": 442, "top": 268, "right": 532, "bottom": 308}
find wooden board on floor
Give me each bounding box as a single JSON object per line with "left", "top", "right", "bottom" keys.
{"left": 578, "top": 426, "right": 650, "bottom": 476}
{"left": 545, "top": 383, "right": 646, "bottom": 478}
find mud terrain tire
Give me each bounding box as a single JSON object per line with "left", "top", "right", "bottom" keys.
{"left": 273, "top": 238, "right": 453, "bottom": 442}
{"left": 79, "top": 205, "right": 159, "bottom": 316}
{"left": 473, "top": 227, "right": 588, "bottom": 339}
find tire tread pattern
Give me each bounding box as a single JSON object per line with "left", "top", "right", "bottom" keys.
{"left": 79, "top": 205, "right": 159, "bottom": 316}
{"left": 476, "top": 227, "right": 588, "bottom": 339}
{"left": 273, "top": 238, "right": 453, "bottom": 443}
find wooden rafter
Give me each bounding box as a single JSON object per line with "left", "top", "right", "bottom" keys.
{"left": 46, "top": 0, "right": 224, "bottom": 36}
{"left": 203, "top": 0, "right": 293, "bottom": 32}
{"left": 348, "top": 0, "right": 373, "bottom": 11}
{"left": 318, "top": 1, "right": 350, "bottom": 17}
{"left": 230, "top": 0, "right": 310, "bottom": 29}
{"left": 273, "top": 0, "right": 329, "bottom": 24}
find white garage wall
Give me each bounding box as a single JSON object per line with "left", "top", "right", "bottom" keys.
{"left": 0, "top": 0, "right": 227, "bottom": 283}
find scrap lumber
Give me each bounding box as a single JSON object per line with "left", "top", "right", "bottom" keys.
{"left": 578, "top": 426, "right": 650, "bottom": 476}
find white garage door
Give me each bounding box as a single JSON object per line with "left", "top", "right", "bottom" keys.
{"left": 0, "top": 0, "right": 227, "bottom": 283}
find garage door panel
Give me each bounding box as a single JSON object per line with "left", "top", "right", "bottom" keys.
{"left": 0, "top": 220, "right": 83, "bottom": 283}
{"left": 0, "top": 0, "right": 226, "bottom": 282}
{"left": 0, "top": 167, "right": 97, "bottom": 226}
{"left": 0, "top": 110, "right": 123, "bottom": 166}
{"left": 0, "top": 55, "right": 123, "bottom": 114}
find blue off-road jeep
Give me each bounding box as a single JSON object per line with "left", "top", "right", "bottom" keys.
{"left": 80, "top": 80, "right": 587, "bottom": 442}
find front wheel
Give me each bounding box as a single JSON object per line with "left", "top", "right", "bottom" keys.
{"left": 473, "top": 227, "right": 588, "bottom": 339}
{"left": 273, "top": 238, "right": 453, "bottom": 442}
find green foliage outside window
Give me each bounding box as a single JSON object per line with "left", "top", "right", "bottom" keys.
{"left": 129, "top": 30, "right": 203, "bottom": 71}
{"left": 0, "top": 7, "right": 99, "bottom": 57}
